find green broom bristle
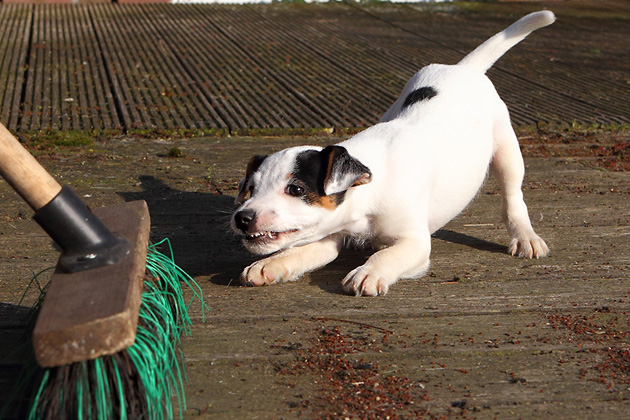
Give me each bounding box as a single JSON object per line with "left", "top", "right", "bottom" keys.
{"left": 8, "top": 238, "right": 206, "bottom": 420}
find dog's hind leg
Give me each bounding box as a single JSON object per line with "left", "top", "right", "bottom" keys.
{"left": 241, "top": 234, "right": 344, "bottom": 286}
{"left": 491, "top": 117, "right": 549, "bottom": 258}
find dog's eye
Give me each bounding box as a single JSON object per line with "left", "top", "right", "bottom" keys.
{"left": 243, "top": 183, "right": 256, "bottom": 198}
{"left": 285, "top": 184, "right": 305, "bottom": 197}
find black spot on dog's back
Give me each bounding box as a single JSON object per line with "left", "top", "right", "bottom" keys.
{"left": 402, "top": 86, "right": 438, "bottom": 109}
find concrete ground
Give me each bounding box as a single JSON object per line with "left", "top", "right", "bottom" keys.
{"left": 1, "top": 130, "right": 628, "bottom": 419}
{"left": 0, "top": 1, "right": 628, "bottom": 419}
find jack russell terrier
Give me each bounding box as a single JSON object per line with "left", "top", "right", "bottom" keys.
{"left": 231, "top": 11, "right": 554, "bottom": 296}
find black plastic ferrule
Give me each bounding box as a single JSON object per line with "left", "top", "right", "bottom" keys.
{"left": 33, "top": 186, "right": 130, "bottom": 273}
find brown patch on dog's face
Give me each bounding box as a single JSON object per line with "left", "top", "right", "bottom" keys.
{"left": 285, "top": 183, "right": 346, "bottom": 210}
{"left": 318, "top": 195, "right": 342, "bottom": 210}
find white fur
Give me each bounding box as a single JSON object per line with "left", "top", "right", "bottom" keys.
{"left": 231, "top": 11, "right": 553, "bottom": 296}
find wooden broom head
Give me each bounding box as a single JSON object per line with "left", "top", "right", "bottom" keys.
{"left": 32, "top": 200, "right": 151, "bottom": 368}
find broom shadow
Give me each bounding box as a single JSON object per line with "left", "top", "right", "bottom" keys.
{"left": 117, "top": 175, "right": 254, "bottom": 284}
{"left": 0, "top": 303, "right": 36, "bottom": 419}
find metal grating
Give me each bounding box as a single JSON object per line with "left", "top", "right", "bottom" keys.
{"left": 0, "top": 3, "right": 627, "bottom": 133}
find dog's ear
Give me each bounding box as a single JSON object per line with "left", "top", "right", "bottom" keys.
{"left": 235, "top": 155, "right": 267, "bottom": 204}
{"left": 321, "top": 145, "right": 371, "bottom": 196}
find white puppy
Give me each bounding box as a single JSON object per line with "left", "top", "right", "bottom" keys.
{"left": 231, "top": 11, "right": 553, "bottom": 296}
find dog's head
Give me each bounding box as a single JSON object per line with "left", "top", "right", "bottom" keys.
{"left": 231, "top": 145, "right": 371, "bottom": 255}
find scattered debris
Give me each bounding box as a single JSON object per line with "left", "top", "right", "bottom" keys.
{"left": 274, "top": 320, "right": 431, "bottom": 419}
{"left": 546, "top": 307, "right": 630, "bottom": 390}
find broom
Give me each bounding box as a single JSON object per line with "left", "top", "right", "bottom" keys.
{"left": 0, "top": 123, "right": 205, "bottom": 419}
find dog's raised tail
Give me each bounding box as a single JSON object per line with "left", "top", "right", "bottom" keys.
{"left": 458, "top": 11, "right": 555, "bottom": 73}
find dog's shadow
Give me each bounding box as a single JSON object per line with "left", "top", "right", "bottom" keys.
{"left": 118, "top": 175, "right": 253, "bottom": 282}
{"left": 308, "top": 230, "right": 507, "bottom": 294}
{"left": 432, "top": 229, "right": 508, "bottom": 254}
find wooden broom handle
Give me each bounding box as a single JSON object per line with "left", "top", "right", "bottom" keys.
{"left": 0, "top": 123, "right": 62, "bottom": 210}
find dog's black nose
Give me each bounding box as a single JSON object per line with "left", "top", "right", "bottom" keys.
{"left": 234, "top": 209, "right": 256, "bottom": 232}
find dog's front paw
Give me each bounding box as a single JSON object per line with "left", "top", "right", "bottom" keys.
{"left": 241, "top": 258, "right": 295, "bottom": 286}
{"left": 509, "top": 235, "right": 549, "bottom": 259}
{"left": 342, "top": 265, "right": 393, "bottom": 297}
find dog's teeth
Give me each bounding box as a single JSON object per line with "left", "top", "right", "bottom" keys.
{"left": 246, "top": 230, "right": 289, "bottom": 241}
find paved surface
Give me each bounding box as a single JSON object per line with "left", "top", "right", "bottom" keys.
{"left": 0, "top": 132, "right": 628, "bottom": 419}
{"left": 0, "top": 1, "right": 629, "bottom": 133}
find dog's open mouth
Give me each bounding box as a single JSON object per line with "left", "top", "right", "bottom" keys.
{"left": 245, "top": 229, "right": 299, "bottom": 243}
